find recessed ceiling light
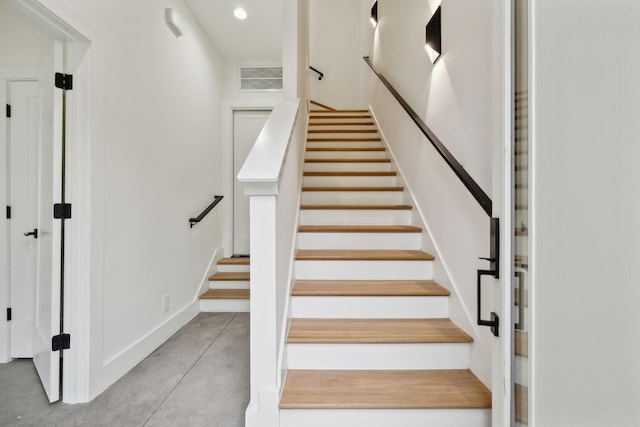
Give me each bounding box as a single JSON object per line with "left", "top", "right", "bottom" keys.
{"left": 234, "top": 7, "right": 247, "bottom": 20}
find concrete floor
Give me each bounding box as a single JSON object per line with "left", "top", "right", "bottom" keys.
{"left": 0, "top": 312, "right": 249, "bottom": 426}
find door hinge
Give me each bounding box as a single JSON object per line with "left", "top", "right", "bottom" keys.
{"left": 6, "top": 308, "right": 11, "bottom": 322}
{"left": 53, "top": 203, "right": 72, "bottom": 219}
{"left": 52, "top": 334, "right": 71, "bottom": 351}
{"left": 5, "top": 104, "right": 10, "bottom": 118}
{"left": 54, "top": 73, "right": 73, "bottom": 90}
{"left": 6, "top": 206, "right": 10, "bottom": 219}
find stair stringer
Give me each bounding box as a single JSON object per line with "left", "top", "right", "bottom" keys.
{"left": 195, "top": 246, "right": 224, "bottom": 301}
{"left": 274, "top": 111, "right": 310, "bottom": 397}
{"left": 369, "top": 106, "right": 492, "bottom": 388}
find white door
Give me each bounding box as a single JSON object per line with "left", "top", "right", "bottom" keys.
{"left": 32, "top": 41, "right": 64, "bottom": 403}
{"left": 233, "top": 110, "right": 271, "bottom": 255}
{"left": 8, "top": 80, "right": 39, "bottom": 358}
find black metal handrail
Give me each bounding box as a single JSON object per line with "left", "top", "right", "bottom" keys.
{"left": 309, "top": 66, "right": 324, "bottom": 80}
{"left": 189, "top": 195, "right": 223, "bottom": 228}
{"left": 363, "top": 56, "right": 492, "bottom": 216}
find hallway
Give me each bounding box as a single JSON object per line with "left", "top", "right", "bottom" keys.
{"left": 0, "top": 313, "right": 249, "bottom": 426}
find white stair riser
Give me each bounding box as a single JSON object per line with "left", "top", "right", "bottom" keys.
{"left": 306, "top": 141, "right": 384, "bottom": 149}
{"left": 304, "top": 162, "right": 391, "bottom": 172}
{"left": 303, "top": 175, "right": 398, "bottom": 187}
{"left": 208, "top": 280, "right": 250, "bottom": 290}
{"left": 199, "top": 299, "right": 249, "bottom": 312}
{"left": 298, "top": 232, "right": 421, "bottom": 250}
{"left": 305, "top": 151, "right": 387, "bottom": 159}
{"left": 301, "top": 191, "right": 403, "bottom": 205}
{"left": 286, "top": 343, "right": 469, "bottom": 370}
{"left": 300, "top": 210, "right": 412, "bottom": 226}
{"left": 515, "top": 355, "right": 529, "bottom": 387}
{"left": 290, "top": 296, "right": 448, "bottom": 318}
{"left": 280, "top": 409, "right": 491, "bottom": 427}
{"left": 216, "top": 264, "right": 250, "bottom": 273}
{"left": 295, "top": 260, "right": 433, "bottom": 280}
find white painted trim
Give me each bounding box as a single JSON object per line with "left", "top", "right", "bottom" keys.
{"left": 528, "top": 0, "right": 537, "bottom": 424}
{"left": 497, "top": 0, "right": 513, "bottom": 424}
{"left": 195, "top": 247, "right": 224, "bottom": 298}
{"left": 100, "top": 301, "right": 199, "bottom": 394}
{"left": 237, "top": 99, "right": 301, "bottom": 188}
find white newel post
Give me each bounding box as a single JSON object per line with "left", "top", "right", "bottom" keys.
{"left": 245, "top": 185, "right": 280, "bottom": 427}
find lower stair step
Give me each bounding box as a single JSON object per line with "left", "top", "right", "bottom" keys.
{"left": 287, "top": 318, "right": 472, "bottom": 343}
{"left": 208, "top": 272, "right": 249, "bottom": 281}
{"left": 199, "top": 289, "right": 249, "bottom": 313}
{"left": 200, "top": 289, "right": 249, "bottom": 299}
{"left": 279, "top": 369, "right": 491, "bottom": 409}
{"left": 295, "top": 249, "right": 434, "bottom": 261}
{"left": 292, "top": 280, "right": 449, "bottom": 296}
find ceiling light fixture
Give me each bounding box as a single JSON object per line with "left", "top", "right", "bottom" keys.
{"left": 234, "top": 7, "right": 247, "bottom": 20}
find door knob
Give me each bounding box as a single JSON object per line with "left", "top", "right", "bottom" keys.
{"left": 23, "top": 229, "right": 38, "bottom": 239}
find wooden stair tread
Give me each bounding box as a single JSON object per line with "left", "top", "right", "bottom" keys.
{"left": 217, "top": 257, "right": 250, "bottom": 265}
{"left": 303, "top": 171, "right": 396, "bottom": 177}
{"left": 298, "top": 225, "right": 421, "bottom": 233}
{"left": 308, "top": 121, "right": 374, "bottom": 126}
{"left": 310, "top": 109, "right": 369, "bottom": 113}
{"left": 292, "top": 280, "right": 450, "bottom": 297}
{"left": 208, "top": 272, "right": 250, "bottom": 281}
{"left": 306, "top": 147, "right": 385, "bottom": 152}
{"left": 309, "top": 115, "right": 371, "bottom": 120}
{"left": 305, "top": 158, "right": 390, "bottom": 163}
{"left": 279, "top": 369, "right": 491, "bottom": 409}
{"left": 308, "top": 129, "right": 377, "bottom": 134}
{"left": 200, "top": 289, "right": 249, "bottom": 300}
{"left": 300, "top": 204, "right": 412, "bottom": 210}
{"left": 295, "top": 249, "right": 435, "bottom": 261}
{"left": 307, "top": 137, "right": 380, "bottom": 142}
{"left": 302, "top": 186, "right": 403, "bottom": 192}
{"left": 287, "top": 318, "right": 471, "bottom": 343}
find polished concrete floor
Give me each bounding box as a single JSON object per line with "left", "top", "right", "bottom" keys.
{"left": 0, "top": 312, "right": 249, "bottom": 426}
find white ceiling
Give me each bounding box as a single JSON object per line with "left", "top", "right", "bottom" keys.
{"left": 184, "top": 0, "right": 283, "bottom": 63}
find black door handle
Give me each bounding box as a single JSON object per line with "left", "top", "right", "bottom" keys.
{"left": 23, "top": 229, "right": 38, "bottom": 239}
{"left": 477, "top": 269, "right": 499, "bottom": 337}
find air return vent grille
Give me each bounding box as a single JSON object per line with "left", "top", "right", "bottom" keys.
{"left": 239, "top": 67, "right": 283, "bottom": 91}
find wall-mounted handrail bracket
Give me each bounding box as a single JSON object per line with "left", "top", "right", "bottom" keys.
{"left": 477, "top": 217, "right": 500, "bottom": 337}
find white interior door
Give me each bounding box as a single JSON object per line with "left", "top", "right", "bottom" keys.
{"left": 9, "top": 80, "right": 40, "bottom": 358}
{"left": 32, "top": 41, "right": 64, "bottom": 403}
{"left": 233, "top": 110, "right": 271, "bottom": 255}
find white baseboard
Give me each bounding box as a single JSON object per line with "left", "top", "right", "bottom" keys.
{"left": 197, "top": 247, "right": 224, "bottom": 298}
{"left": 100, "top": 300, "right": 199, "bottom": 394}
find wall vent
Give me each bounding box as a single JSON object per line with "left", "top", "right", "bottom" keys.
{"left": 239, "top": 67, "right": 283, "bottom": 91}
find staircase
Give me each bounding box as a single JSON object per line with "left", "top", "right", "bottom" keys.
{"left": 278, "top": 108, "right": 491, "bottom": 426}
{"left": 199, "top": 257, "right": 250, "bottom": 312}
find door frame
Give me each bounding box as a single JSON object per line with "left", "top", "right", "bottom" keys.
{"left": 222, "top": 100, "right": 277, "bottom": 258}
{"left": 0, "top": 0, "right": 94, "bottom": 404}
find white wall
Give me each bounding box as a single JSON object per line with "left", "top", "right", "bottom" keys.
{"left": 0, "top": 0, "right": 56, "bottom": 364}
{"left": 532, "top": 1, "right": 640, "bottom": 425}
{"left": 0, "top": 0, "right": 54, "bottom": 65}
{"left": 32, "top": 0, "right": 227, "bottom": 399}
{"left": 308, "top": 0, "right": 373, "bottom": 109}
{"left": 368, "top": 0, "right": 498, "bottom": 387}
